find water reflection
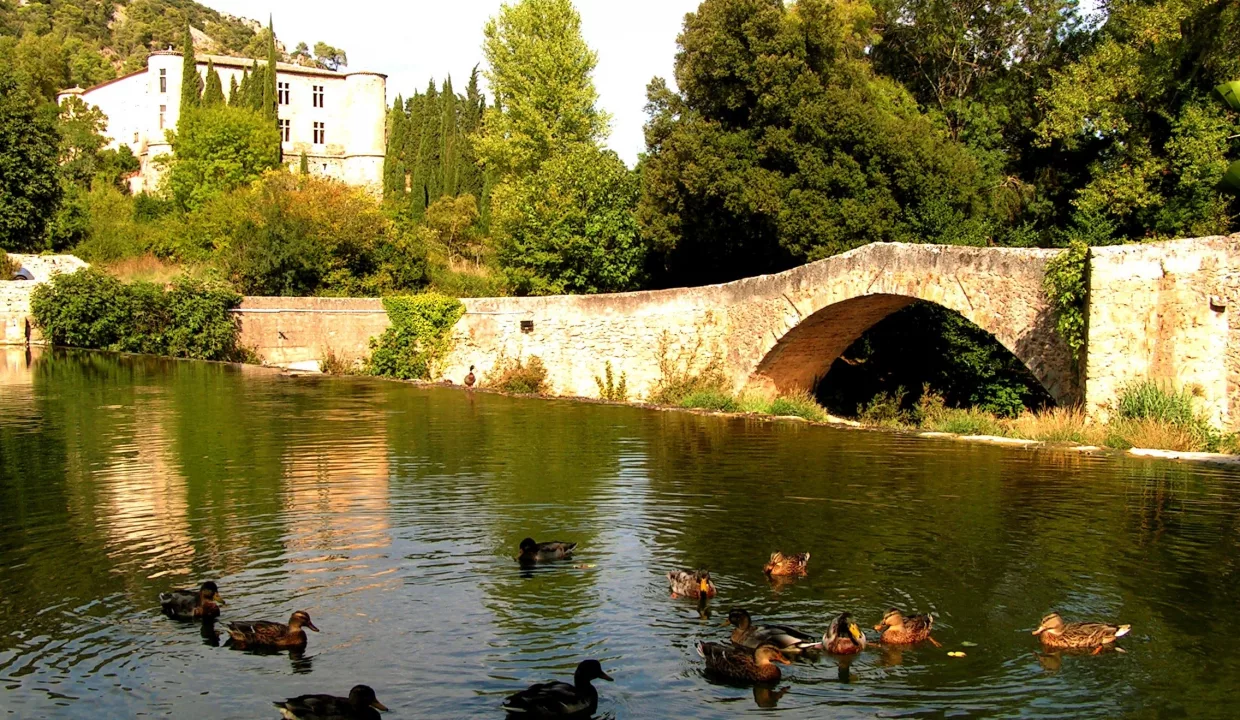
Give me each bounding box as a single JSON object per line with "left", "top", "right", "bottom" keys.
{"left": 1, "top": 350, "right": 1239, "bottom": 717}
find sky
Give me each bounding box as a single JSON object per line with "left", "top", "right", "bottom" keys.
{"left": 203, "top": 0, "right": 705, "bottom": 166}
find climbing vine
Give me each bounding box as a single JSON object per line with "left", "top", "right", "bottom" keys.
{"left": 1043, "top": 240, "right": 1089, "bottom": 365}
{"left": 366, "top": 293, "right": 464, "bottom": 380}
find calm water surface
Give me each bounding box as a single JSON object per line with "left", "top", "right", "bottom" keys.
{"left": 1, "top": 349, "right": 1238, "bottom": 718}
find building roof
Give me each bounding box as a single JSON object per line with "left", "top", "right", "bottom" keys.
{"left": 62, "top": 52, "right": 386, "bottom": 96}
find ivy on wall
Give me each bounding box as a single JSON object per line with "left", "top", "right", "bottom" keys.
{"left": 365, "top": 293, "right": 464, "bottom": 380}
{"left": 1043, "top": 240, "right": 1090, "bottom": 367}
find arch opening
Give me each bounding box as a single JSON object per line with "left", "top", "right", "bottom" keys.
{"left": 747, "top": 295, "right": 1057, "bottom": 418}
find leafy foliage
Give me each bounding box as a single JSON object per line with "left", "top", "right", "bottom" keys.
{"left": 0, "top": 66, "right": 61, "bottom": 251}
{"left": 494, "top": 144, "right": 646, "bottom": 294}
{"left": 365, "top": 294, "right": 464, "bottom": 380}
{"left": 648, "top": 332, "right": 730, "bottom": 405}
{"left": 30, "top": 267, "right": 245, "bottom": 361}
{"left": 162, "top": 104, "right": 281, "bottom": 212}
{"left": 595, "top": 361, "right": 628, "bottom": 401}
{"left": 1043, "top": 239, "right": 1089, "bottom": 364}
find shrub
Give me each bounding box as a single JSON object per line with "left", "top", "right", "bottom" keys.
{"left": 1111, "top": 380, "right": 1218, "bottom": 451}
{"left": 162, "top": 104, "right": 281, "bottom": 212}
{"left": 30, "top": 267, "right": 244, "bottom": 360}
{"left": 1, "top": 253, "right": 17, "bottom": 279}
{"left": 648, "top": 332, "right": 729, "bottom": 405}
{"left": 679, "top": 389, "right": 740, "bottom": 412}
{"left": 858, "top": 388, "right": 910, "bottom": 426}
{"left": 486, "top": 355, "right": 549, "bottom": 394}
{"left": 926, "top": 408, "right": 1008, "bottom": 437}
{"left": 1105, "top": 418, "right": 1204, "bottom": 453}
{"left": 365, "top": 294, "right": 464, "bottom": 380}
{"left": 595, "top": 361, "right": 628, "bottom": 401}
{"left": 320, "top": 349, "right": 354, "bottom": 375}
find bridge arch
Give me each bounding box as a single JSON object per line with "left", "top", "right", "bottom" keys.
{"left": 730, "top": 244, "right": 1076, "bottom": 406}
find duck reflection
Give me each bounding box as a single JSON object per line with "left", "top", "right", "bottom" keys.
{"left": 1034, "top": 646, "right": 1126, "bottom": 673}
{"left": 200, "top": 621, "right": 220, "bottom": 647}
{"left": 752, "top": 685, "right": 790, "bottom": 708}
{"left": 221, "top": 639, "right": 315, "bottom": 673}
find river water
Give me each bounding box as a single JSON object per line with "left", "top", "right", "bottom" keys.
{"left": 1, "top": 349, "right": 1238, "bottom": 718}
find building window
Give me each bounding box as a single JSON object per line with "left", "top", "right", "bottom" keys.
{"left": 313, "top": 85, "right": 324, "bottom": 108}
{"left": 278, "top": 118, "right": 290, "bottom": 142}
{"left": 313, "top": 122, "right": 325, "bottom": 145}
{"left": 133, "top": 132, "right": 139, "bottom": 144}
{"left": 159, "top": 105, "right": 166, "bottom": 129}
{"left": 159, "top": 68, "right": 167, "bottom": 93}
{"left": 278, "top": 81, "right": 290, "bottom": 105}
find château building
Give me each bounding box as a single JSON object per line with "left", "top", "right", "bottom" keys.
{"left": 57, "top": 51, "right": 387, "bottom": 194}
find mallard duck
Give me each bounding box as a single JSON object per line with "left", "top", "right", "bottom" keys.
{"left": 822, "top": 612, "right": 867, "bottom": 655}
{"left": 274, "top": 684, "right": 388, "bottom": 719}
{"left": 874, "top": 608, "right": 938, "bottom": 645}
{"left": 697, "top": 642, "right": 790, "bottom": 684}
{"left": 762, "top": 551, "right": 809, "bottom": 577}
{"left": 1032, "top": 612, "right": 1130, "bottom": 650}
{"left": 518, "top": 538, "right": 577, "bottom": 563}
{"left": 501, "top": 659, "right": 613, "bottom": 716}
{"left": 723, "top": 608, "right": 818, "bottom": 655}
{"left": 667, "top": 569, "right": 716, "bottom": 599}
{"left": 159, "top": 581, "right": 224, "bottom": 620}
{"left": 227, "top": 610, "right": 319, "bottom": 649}
{"left": 465, "top": 365, "right": 476, "bottom": 387}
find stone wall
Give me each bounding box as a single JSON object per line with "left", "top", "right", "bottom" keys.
{"left": 1084, "top": 236, "right": 1239, "bottom": 428}
{"left": 0, "top": 254, "right": 89, "bottom": 345}
{"left": 235, "top": 296, "right": 390, "bottom": 367}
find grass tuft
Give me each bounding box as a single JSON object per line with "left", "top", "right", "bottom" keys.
{"left": 485, "top": 355, "right": 549, "bottom": 395}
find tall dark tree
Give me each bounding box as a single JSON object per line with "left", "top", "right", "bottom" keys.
{"left": 0, "top": 67, "right": 62, "bottom": 251}
{"left": 201, "top": 59, "right": 225, "bottom": 107}
{"left": 179, "top": 21, "right": 202, "bottom": 119}
{"left": 262, "top": 17, "right": 278, "bottom": 123}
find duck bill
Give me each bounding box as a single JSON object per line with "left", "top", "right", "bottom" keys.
{"left": 305, "top": 621, "right": 320, "bottom": 632}
{"left": 774, "top": 654, "right": 792, "bottom": 665}
{"left": 371, "top": 700, "right": 389, "bottom": 711}
{"left": 873, "top": 622, "right": 886, "bottom": 632}
{"left": 598, "top": 670, "right": 614, "bottom": 682}
{"left": 699, "top": 578, "right": 711, "bottom": 595}
{"left": 849, "top": 623, "right": 865, "bottom": 643}
{"left": 1031, "top": 627, "right": 1045, "bottom": 636}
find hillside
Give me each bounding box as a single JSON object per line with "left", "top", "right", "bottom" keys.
{"left": 0, "top": 0, "right": 276, "bottom": 100}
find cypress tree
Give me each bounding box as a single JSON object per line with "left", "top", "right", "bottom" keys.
{"left": 384, "top": 96, "right": 409, "bottom": 199}
{"left": 202, "top": 60, "right": 225, "bottom": 107}
{"left": 299, "top": 151, "right": 309, "bottom": 174}
{"left": 440, "top": 76, "right": 458, "bottom": 198}
{"left": 458, "top": 66, "right": 486, "bottom": 201}
{"left": 228, "top": 74, "right": 239, "bottom": 106}
{"left": 263, "top": 17, "right": 279, "bottom": 123}
{"left": 179, "top": 22, "right": 201, "bottom": 121}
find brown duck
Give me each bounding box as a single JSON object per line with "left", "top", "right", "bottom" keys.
{"left": 667, "top": 569, "right": 716, "bottom": 599}
{"left": 464, "top": 365, "right": 476, "bottom": 387}
{"left": 1032, "top": 612, "right": 1130, "bottom": 651}
{"left": 874, "top": 608, "right": 939, "bottom": 646}
{"left": 697, "top": 642, "right": 790, "bottom": 684}
{"left": 159, "top": 581, "right": 224, "bottom": 620}
{"left": 762, "top": 551, "right": 809, "bottom": 577}
{"left": 227, "top": 610, "right": 319, "bottom": 649}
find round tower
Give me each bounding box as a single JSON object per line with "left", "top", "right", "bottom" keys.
{"left": 342, "top": 72, "right": 387, "bottom": 192}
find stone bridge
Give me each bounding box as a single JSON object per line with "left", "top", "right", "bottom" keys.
{"left": 7, "top": 237, "right": 1238, "bottom": 430}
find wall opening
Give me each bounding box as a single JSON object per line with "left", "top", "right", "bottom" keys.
{"left": 815, "top": 301, "right": 1054, "bottom": 419}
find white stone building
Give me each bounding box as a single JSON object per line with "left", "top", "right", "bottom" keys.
{"left": 58, "top": 51, "right": 387, "bottom": 194}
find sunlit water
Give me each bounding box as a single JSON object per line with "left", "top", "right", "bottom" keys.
{"left": 1, "top": 349, "right": 1238, "bottom": 718}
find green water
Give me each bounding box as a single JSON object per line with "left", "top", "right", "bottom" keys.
{"left": 0, "top": 349, "right": 1238, "bottom": 718}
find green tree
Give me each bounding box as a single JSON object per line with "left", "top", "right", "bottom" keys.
{"left": 0, "top": 67, "right": 61, "bottom": 251}
{"left": 162, "top": 104, "right": 281, "bottom": 211}
{"left": 313, "top": 41, "right": 347, "bottom": 71}
{"left": 262, "top": 18, "right": 278, "bottom": 123}
{"left": 639, "top": 0, "right": 995, "bottom": 286}
{"left": 179, "top": 22, "right": 201, "bottom": 116}
{"left": 201, "top": 59, "right": 225, "bottom": 107}
{"left": 477, "top": 0, "right": 609, "bottom": 178}
{"left": 1035, "top": 0, "right": 1240, "bottom": 240}
{"left": 494, "top": 144, "right": 646, "bottom": 294}
{"left": 55, "top": 96, "right": 109, "bottom": 186}
{"left": 299, "top": 150, "right": 309, "bottom": 174}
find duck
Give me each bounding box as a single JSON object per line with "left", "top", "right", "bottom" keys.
{"left": 1032, "top": 612, "right": 1130, "bottom": 651}
{"left": 762, "top": 551, "right": 809, "bottom": 577}
{"left": 274, "top": 684, "right": 388, "bottom": 720}
{"left": 821, "top": 612, "right": 867, "bottom": 655}
{"left": 159, "top": 581, "right": 224, "bottom": 620}
{"left": 723, "top": 608, "right": 819, "bottom": 655}
{"left": 518, "top": 538, "right": 577, "bottom": 563}
{"left": 465, "top": 365, "right": 476, "bottom": 387}
{"left": 502, "top": 659, "right": 613, "bottom": 716}
{"left": 697, "top": 642, "right": 790, "bottom": 684}
{"left": 226, "top": 610, "right": 319, "bottom": 649}
{"left": 667, "top": 569, "right": 716, "bottom": 599}
{"left": 874, "top": 608, "right": 938, "bottom": 645}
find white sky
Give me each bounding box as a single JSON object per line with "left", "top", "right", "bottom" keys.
{"left": 202, "top": 0, "right": 704, "bottom": 166}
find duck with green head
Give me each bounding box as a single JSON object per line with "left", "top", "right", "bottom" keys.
{"left": 502, "top": 659, "right": 613, "bottom": 716}
{"left": 159, "top": 581, "right": 224, "bottom": 620}
{"left": 723, "top": 608, "right": 819, "bottom": 655}
{"left": 821, "top": 612, "right": 867, "bottom": 655}
{"left": 667, "top": 569, "right": 716, "bottom": 599}
{"left": 518, "top": 538, "right": 577, "bottom": 564}
{"left": 274, "top": 684, "right": 388, "bottom": 720}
